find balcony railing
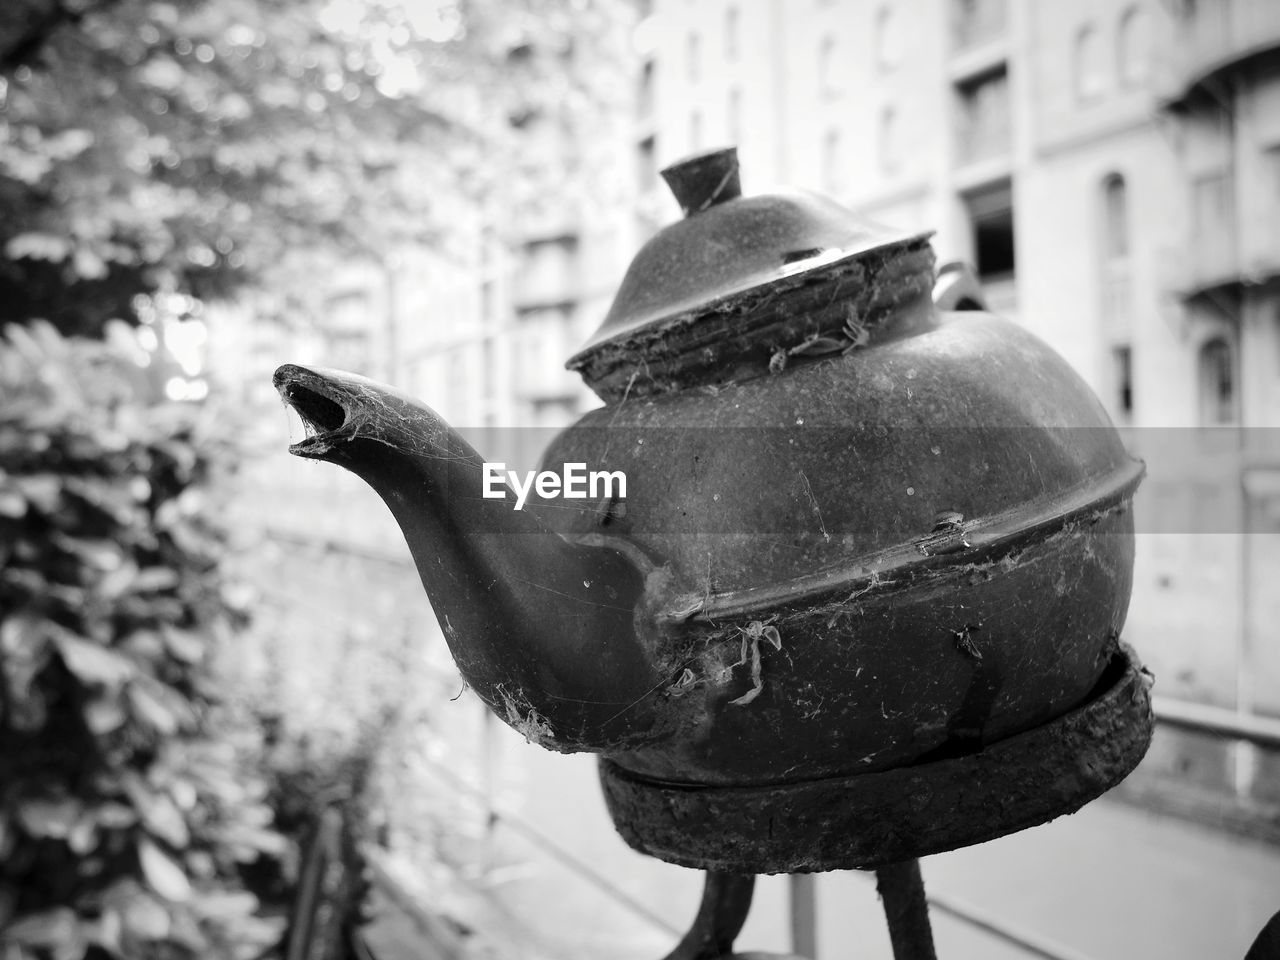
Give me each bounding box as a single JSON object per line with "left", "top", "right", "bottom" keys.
{"left": 1161, "top": 0, "right": 1280, "bottom": 104}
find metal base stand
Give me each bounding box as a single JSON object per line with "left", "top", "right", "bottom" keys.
{"left": 640, "top": 645, "right": 1153, "bottom": 958}
{"left": 660, "top": 861, "right": 938, "bottom": 960}
{"left": 607, "top": 644, "right": 1153, "bottom": 875}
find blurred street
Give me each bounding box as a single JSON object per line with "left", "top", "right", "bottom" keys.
{"left": 371, "top": 739, "right": 1280, "bottom": 960}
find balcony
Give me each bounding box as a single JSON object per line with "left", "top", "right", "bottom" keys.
{"left": 1169, "top": 167, "right": 1280, "bottom": 298}
{"left": 1158, "top": 0, "right": 1280, "bottom": 107}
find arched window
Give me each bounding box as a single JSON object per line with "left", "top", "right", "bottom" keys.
{"left": 1117, "top": 6, "right": 1149, "bottom": 87}
{"left": 1074, "top": 23, "right": 1104, "bottom": 102}
{"left": 1099, "top": 174, "right": 1132, "bottom": 330}
{"left": 1198, "top": 337, "right": 1238, "bottom": 425}
{"left": 1101, "top": 174, "right": 1129, "bottom": 261}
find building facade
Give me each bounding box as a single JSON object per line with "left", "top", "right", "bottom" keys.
{"left": 635, "top": 0, "right": 1280, "bottom": 825}
{"left": 213, "top": 0, "right": 1280, "bottom": 837}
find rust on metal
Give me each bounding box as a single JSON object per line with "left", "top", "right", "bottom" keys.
{"left": 600, "top": 645, "right": 1153, "bottom": 875}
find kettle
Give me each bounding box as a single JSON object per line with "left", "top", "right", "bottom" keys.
{"left": 275, "top": 147, "right": 1152, "bottom": 874}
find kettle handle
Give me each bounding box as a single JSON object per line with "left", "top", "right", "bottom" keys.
{"left": 933, "top": 261, "right": 987, "bottom": 311}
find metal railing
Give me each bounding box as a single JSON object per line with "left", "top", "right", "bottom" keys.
{"left": 1154, "top": 695, "right": 1280, "bottom": 751}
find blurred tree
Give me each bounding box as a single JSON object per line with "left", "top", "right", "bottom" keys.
{"left": 0, "top": 0, "right": 635, "bottom": 335}
{"left": 0, "top": 320, "right": 292, "bottom": 957}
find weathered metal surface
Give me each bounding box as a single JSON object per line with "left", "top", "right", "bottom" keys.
{"left": 275, "top": 146, "right": 1149, "bottom": 873}
{"left": 599, "top": 645, "right": 1153, "bottom": 874}
{"left": 660, "top": 870, "right": 817, "bottom": 960}
{"left": 877, "top": 860, "right": 938, "bottom": 960}
{"left": 1246, "top": 909, "right": 1280, "bottom": 960}
{"left": 662, "top": 872, "right": 755, "bottom": 960}
{"left": 572, "top": 147, "right": 928, "bottom": 360}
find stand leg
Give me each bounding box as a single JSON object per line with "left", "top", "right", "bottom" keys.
{"left": 875, "top": 859, "right": 937, "bottom": 960}
{"left": 662, "top": 871, "right": 756, "bottom": 960}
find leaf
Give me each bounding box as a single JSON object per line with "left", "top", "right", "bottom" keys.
{"left": 51, "top": 534, "right": 124, "bottom": 572}
{"left": 126, "top": 683, "right": 181, "bottom": 735}
{"left": 137, "top": 838, "right": 191, "bottom": 903}
{"left": 93, "top": 803, "right": 137, "bottom": 830}
{"left": 84, "top": 910, "right": 121, "bottom": 956}
{"left": 94, "top": 563, "right": 139, "bottom": 601}
{"left": 1, "top": 907, "right": 78, "bottom": 946}
{"left": 190, "top": 890, "right": 257, "bottom": 922}
{"left": 0, "top": 613, "right": 50, "bottom": 661}
{"left": 66, "top": 815, "right": 98, "bottom": 856}
{"left": 121, "top": 773, "right": 189, "bottom": 850}
{"left": 132, "top": 567, "right": 180, "bottom": 592}
{"left": 161, "top": 627, "right": 205, "bottom": 664}
{"left": 4, "top": 233, "right": 72, "bottom": 262}
{"left": 119, "top": 890, "right": 170, "bottom": 941}
{"left": 83, "top": 695, "right": 128, "bottom": 735}
{"left": 16, "top": 798, "right": 81, "bottom": 840}
{"left": 53, "top": 633, "right": 136, "bottom": 687}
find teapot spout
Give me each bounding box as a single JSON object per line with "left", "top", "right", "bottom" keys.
{"left": 273, "top": 364, "right": 662, "bottom": 750}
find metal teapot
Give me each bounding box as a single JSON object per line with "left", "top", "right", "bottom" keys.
{"left": 274, "top": 148, "right": 1152, "bottom": 876}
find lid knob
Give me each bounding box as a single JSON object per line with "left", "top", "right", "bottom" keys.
{"left": 660, "top": 147, "right": 743, "bottom": 218}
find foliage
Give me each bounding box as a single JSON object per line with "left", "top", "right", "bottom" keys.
{"left": 0, "top": 0, "right": 636, "bottom": 335}
{"left": 0, "top": 320, "right": 287, "bottom": 959}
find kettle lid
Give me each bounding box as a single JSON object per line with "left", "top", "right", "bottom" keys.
{"left": 571, "top": 147, "right": 930, "bottom": 361}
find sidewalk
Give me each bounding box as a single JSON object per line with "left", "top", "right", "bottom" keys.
{"left": 450, "top": 739, "right": 1280, "bottom": 960}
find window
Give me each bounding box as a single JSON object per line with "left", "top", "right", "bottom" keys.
{"left": 482, "top": 336, "right": 496, "bottom": 402}
{"left": 1117, "top": 6, "right": 1149, "bottom": 87}
{"left": 879, "top": 106, "right": 899, "bottom": 174}
{"left": 515, "top": 236, "right": 578, "bottom": 308}
{"left": 956, "top": 68, "right": 1010, "bottom": 164}
{"left": 687, "top": 33, "right": 700, "bottom": 83}
{"left": 823, "top": 128, "right": 843, "bottom": 194}
{"left": 1113, "top": 345, "right": 1134, "bottom": 421}
{"left": 638, "top": 59, "right": 654, "bottom": 119}
{"left": 1099, "top": 175, "right": 1132, "bottom": 329}
{"left": 1268, "top": 145, "right": 1280, "bottom": 204}
{"left": 876, "top": 6, "right": 900, "bottom": 70}
{"left": 1101, "top": 174, "right": 1129, "bottom": 261}
{"left": 728, "top": 86, "right": 742, "bottom": 146}
{"left": 726, "top": 6, "right": 739, "bottom": 60}
{"left": 1192, "top": 170, "right": 1234, "bottom": 239}
{"left": 965, "top": 182, "right": 1016, "bottom": 279}
{"left": 1198, "top": 337, "right": 1238, "bottom": 425}
{"left": 819, "top": 34, "right": 838, "bottom": 97}
{"left": 637, "top": 135, "right": 656, "bottom": 191}
{"left": 1074, "top": 23, "right": 1104, "bottom": 102}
